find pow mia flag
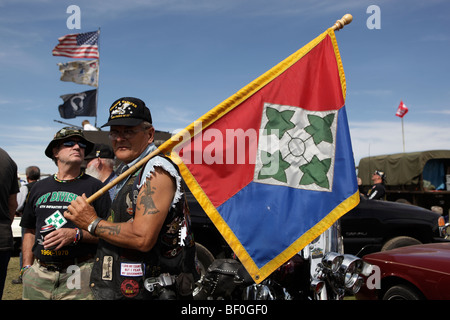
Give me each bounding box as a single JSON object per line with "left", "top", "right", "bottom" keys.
{"left": 58, "top": 89, "right": 97, "bottom": 119}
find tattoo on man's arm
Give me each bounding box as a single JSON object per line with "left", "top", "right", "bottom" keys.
{"left": 140, "top": 184, "right": 160, "bottom": 215}
{"left": 96, "top": 224, "right": 121, "bottom": 235}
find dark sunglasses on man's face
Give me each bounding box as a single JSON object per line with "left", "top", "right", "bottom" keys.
{"left": 62, "top": 140, "right": 87, "bottom": 149}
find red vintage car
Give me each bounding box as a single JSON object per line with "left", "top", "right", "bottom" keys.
{"left": 356, "top": 243, "right": 450, "bottom": 300}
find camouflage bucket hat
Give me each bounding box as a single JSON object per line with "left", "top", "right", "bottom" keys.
{"left": 45, "top": 126, "right": 94, "bottom": 159}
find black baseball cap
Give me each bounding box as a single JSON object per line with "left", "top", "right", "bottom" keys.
{"left": 84, "top": 143, "right": 115, "bottom": 161}
{"left": 101, "top": 97, "right": 152, "bottom": 127}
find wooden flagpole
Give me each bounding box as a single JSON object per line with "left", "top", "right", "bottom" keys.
{"left": 85, "top": 14, "right": 353, "bottom": 204}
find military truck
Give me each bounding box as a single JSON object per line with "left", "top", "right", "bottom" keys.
{"left": 358, "top": 150, "right": 450, "bottom": 217}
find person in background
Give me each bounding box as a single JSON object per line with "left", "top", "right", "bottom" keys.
{"left": 20, "top": 127, "right": 111, "bottom": 300}
{"left": 0, "top": 147, "right": 19, "bottom": 299}
{"left": 12, "top": 165, "right": 40, "bottom": 285}
{"left": 85, "top": 143, "right": 117, "bottom": 200}
{"left": 82, "top": 120, "right": 99, "bottom": 131}
{"left": 16, "top": 166, "right": 41, "bottom": 214}
{"left": 366, "top": 170, "right": 386, "bottom": 200}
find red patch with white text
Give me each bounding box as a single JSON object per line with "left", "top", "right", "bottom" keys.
{"left": 120, "top": 279, "right": 139, "bottom": 298}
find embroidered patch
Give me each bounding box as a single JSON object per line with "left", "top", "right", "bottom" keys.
{"left": 125, "top": 193, "right": 133, "bottom": 215}
{"left": 178, "top": 224, "right": 187, "bottom": 246}
{"left": 120, "top": 279, "right": 139, "bottom": 298}
{"left": 102, "top": 256, "right": 113, "bottom": 281}
{"left": 120, "top": 263, "right": 144, "bottom": 277}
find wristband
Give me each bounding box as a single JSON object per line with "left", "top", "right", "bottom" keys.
{"left": 20, "top": 265, "right": 32, "bottom": 276}
{"left": 73, "top": 228, "right": 81, "bottom": 245}
{"left": 87, "top": 217, "right": 102, "bottom": 235}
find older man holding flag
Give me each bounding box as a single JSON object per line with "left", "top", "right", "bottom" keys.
{"left": 67, "top": 14, "right": 359, "bottom": 288}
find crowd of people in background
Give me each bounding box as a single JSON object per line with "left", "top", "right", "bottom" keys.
{"left": 0, "top": 97, "right": 198, "bottom": 300}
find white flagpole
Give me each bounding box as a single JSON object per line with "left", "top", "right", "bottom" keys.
{"left": 401, "top": 117, "right": 405, "bottom": 152}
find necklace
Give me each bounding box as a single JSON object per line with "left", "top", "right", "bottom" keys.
{"left": 53, "top": 171, "right": 84, "bottom": 183}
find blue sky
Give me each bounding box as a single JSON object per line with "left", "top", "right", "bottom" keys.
{"left": 1, "top": 0, "right": 449, "bottom": 174}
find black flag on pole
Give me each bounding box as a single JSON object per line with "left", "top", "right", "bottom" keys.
{"left": 58, "top": 89, "right": 97, "bottom": 119}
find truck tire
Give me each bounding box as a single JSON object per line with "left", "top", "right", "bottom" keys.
{"left": 383, "top": 284, "right": 424, "bottom": 300}
{"left": 381, "top": 236, "right": 422, "bottom": 251}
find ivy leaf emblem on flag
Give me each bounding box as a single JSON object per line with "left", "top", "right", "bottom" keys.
{"left": 255, "top": 103, "right": 338, "bottom": 192}
{"left": 258, "top": 150, "right": 291, "bottom": 183}
{"left": 264, "top": 107, "right": 296, "bottom": 139}
{"left": 304, "top": 114, "right": 335, "bottom": 144}
{"left": 299, "top": 155, "right": 332, "bottom": 189}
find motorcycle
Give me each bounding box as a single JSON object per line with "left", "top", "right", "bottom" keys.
{"left": 192, "top": 222, "right": 372, "bottom": 300}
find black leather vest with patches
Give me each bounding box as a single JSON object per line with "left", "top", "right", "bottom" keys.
{"left": 90, "top": 156, "right": 198, "bottom": 300}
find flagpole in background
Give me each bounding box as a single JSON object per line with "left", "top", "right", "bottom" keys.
{"left": 395, "top": 100, "right": 408, "bottom": 152}
{"left": 94, "top": 27, "right": 101, "bottom": 127}
{"left": 401, "top": 117, "right": 405, "bottom": 152}
{"left": 53, "top": 30, "right": 100, "bottom": 125}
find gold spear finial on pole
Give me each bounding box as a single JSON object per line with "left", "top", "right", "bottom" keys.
{"left": 332, "top": 14, "right": 353, "bottom": 31}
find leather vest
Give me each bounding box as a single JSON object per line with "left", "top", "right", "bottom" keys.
{"left": 90, "top": 155, "right": 198, "bottom": 300}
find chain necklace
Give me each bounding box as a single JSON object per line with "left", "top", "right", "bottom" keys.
{"left": 53, "top": 171, "right": 84, "bottom": 183}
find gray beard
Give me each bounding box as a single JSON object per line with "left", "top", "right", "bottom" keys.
{"left": 85, "top": 166, "right": 102, "bottom": 180}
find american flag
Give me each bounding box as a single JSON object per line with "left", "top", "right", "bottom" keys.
{"left": 52, "top": 31, "right": 99, "bottom": 59}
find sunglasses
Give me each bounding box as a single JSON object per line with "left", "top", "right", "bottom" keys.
{"left": 62, "top": 140, "right": 87, "bottom": 149}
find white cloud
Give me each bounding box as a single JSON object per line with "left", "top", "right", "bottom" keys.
{"left": 0, "top": 124, "right": 60, "bottom": 174}
{"left": 349, "top": 120, "right": 450, "bottom": 166}
{"left": 5, "top": 144, "right": 56, "bottom": 175}
{"left": 427, "top": 110, "right": 450, "bottom": 115}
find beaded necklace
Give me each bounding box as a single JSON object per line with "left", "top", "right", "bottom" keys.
{"left": 53, "top": 171, "right": 84, "bottom": 183}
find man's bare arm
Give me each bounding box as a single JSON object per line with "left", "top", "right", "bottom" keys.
{"left": 66, "top": 168, "right": 175, "bottom": 252}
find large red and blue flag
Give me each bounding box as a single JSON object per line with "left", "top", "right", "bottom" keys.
{"left": 161, "top": 27, "right": 359, "bottom": 283}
